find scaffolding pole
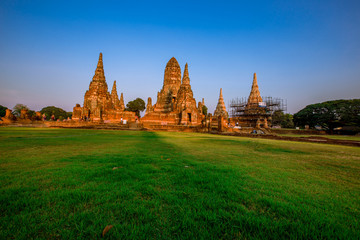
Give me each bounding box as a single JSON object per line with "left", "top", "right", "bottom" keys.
{"left": 229, "top": 96, "right": 287, "bottom": 118}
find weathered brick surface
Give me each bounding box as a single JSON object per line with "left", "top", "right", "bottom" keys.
{"left": 214, "top": 88, "right": 228, "bottom": 118}
{"left": 142, "top": 58, "right": 204, "bottom": 127}
{"left": 72, "top": 53, "right": 135, "bottom": 122}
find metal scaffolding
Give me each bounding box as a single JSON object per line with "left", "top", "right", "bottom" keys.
{"left": 229, "top": 97, "right": 287, "bottom": 118}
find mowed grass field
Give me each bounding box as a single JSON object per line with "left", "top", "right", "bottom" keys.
{"left": 1, "top": 128, "right": 359, "bottom": 239}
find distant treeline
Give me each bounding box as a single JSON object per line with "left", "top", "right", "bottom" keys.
{"left": 293, "top": 99, "right": 360, "bottom": 134}
{"left": 0, "top": 104, "right": 72, "bottom": 120}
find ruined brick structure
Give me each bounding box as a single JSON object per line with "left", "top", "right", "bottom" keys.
{"left": 230, "top": 73, "right": 270, "bottom": 128}
{"left": 1, "top": 109, "right": 15, "bottom": 123}
{"left": 72, "top": 53, "right": 135, "bottom": 122}
{"left": 0, "top": 108, "right": 42, "bottom": 123}
{"left": 213, "top": 88, "right": 228, "bottom": 119}
{"left": 210, "top": 88, "right": 229, "bottom": 132}
{"left": 141, "top": 57, "right": 204, "bottom": 127}
{"left": 69, "top": 53, "right": 272, "bottom": 131}
{"left": 244, "top": 73, "right": 269, "bottom": 128}
{"left": 246, "top": 73, "right": 263, "bottom": 111}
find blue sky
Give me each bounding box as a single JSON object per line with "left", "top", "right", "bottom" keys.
{"left": 0, "top": 0, "right": 359, "bottom": 114}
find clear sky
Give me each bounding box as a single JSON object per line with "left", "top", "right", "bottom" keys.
{"left": 0, "top": 0, "right": 359, "bottom": 114}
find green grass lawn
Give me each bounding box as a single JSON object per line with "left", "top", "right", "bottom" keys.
{"left": 1, "top": 128, "right": 359, "bottom": 239}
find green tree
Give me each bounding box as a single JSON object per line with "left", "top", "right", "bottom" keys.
{"left": 27, "top": 110, "right": 36, "bottom": 119}
{"left": 40, "top": 106, "right": 70, "bottom": 120}
{"left": 202, "top": 105, "right": 208, "bottom": 115}
{"left": 272, "top": 110, "right": 294, "bottom": 128}
{"left": 0, "top": 105, "right": 7, "bottom": 117}
{"left": 293, "top": 99, "right": 360, "bottom": 132}
{"left": 13, "top": 104, "right": 29, "bottom": 117}
{"left": 125, "top": 98, "right": 145, "bottom": 118}
{"left": 283, "top": 113, "right": 294, "bottom": 128}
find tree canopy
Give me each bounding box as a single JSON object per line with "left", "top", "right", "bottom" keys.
{"left": 202, "top": 105, "right": 208, "bottom": 116}
{"left": 293, "top": 99, "right": 360, "bottom": 132}
{"left": 272, "top": 110, "right": 294, "bottom": 128}
{"left": 40, "top": 106, "right": 71, "bottom": 120}
{"left": 13, "top": 104, "right": 29, "bottom": 117}
{"left": 125, "top": 98, "right": 145, "bottom": 118}
{"left": 0, "top": 105, "right": 7, "bottom": 117}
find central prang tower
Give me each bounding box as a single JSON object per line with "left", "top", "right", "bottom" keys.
{"left": 141, "top": 57, "right": 204, "bottom": 127}
{"left": 153, "top": 57, "right": 182, "bottom": 113}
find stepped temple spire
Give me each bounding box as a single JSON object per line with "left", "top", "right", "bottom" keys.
{"left": 86, "top": 52, "right": 108, "bottom": 95}
{"left": 72, "top": 52, "right": 136, "bottom": 122}
{"left": 111, "top": 80, "right": 117, "bottom": 96}
{"left": 97, "top": 52, "right": 103, "bottom": 68}
{"left": 247, "top": 73, "right": 263, "bottom": 104}
{"left": 174, "top": 62, "right": 201, "bottom": 124}
{"left": 182, "top": 63, "right": 190, "bottom": 85}
{"left": 92, "top": 52, "right": 105, "bottom": 82}
{"left": 176, "top": 63, "right": 194, "bottom": 105}
{"left": 151, "top": 57, "right": 182, "bottom": 113}
{"left": 111, "top": 81, "right": 120, "bottom": 108}
{"left": 242, "top": 72, "right": 270, "bottom": 128}
{"left": 163, "top": 57, "right": 182, "bottom": 93}
{"left": 214, "top": 88, "right": 228, "bottom": 118}
{"left": 119, "top": 93, "right": 125, "bottom": 110}
{"left": 141, "top": 58, "right": 204, "bottom": 126}
{"left": 146, "top": 97, "right": 153, "bottom": 113}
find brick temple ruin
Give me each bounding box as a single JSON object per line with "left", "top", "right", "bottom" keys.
{"left": 0, "top": 51, "right": 288, "bottom": 133}
{"left": 1, "top": 108, "right": 43, "bottom": 124}
{"left": 229, "top": 73, "right": 277, "bottom": 128}
{"left": 68, "top": 53, "right": 276, "bottom": 131}
{"left": 207, "top": 88, "right": 229, "bottom": 132}
{"left": 0, "top": 53, "right": 282, "bottom": 132}
{"left": 72, "top": 53, "right": 136, "bottom": 123}
{"left": 213, "top": 88, "right": 228, "bottom": 119}
{"left": 141, "top": 57, "right": 205, "bottom": 128}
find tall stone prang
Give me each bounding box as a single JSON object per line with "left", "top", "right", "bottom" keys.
{"left": 198, "top": 101, "right": 203, "bottom": 114}
{"left": 153, "top": 57, "right": 182, "bottom": 113}
{"left": 141, "top": 57, "right": 204, "bottom": 126}
{"left": 244, "top": 72, "right": 266, "bottom": 117}
{"left": 233, "top": 72, "right": 270, "bottom": 129}
{"left": 82, "top": 52, "right": 112, "bottom": 121}
{"left": 163, "top": 57, "right": 182, "bottom": 95}
{"left": 72, "top": 53, "right": 135, "bottom": 122}
{"left": 175, "top": 63, "right": 202, "bottom": 124}
{"left": 119, "top": 93, "right": 125, "bottom": 111}
{"left": 199, "top": 98, "right": 205, "bottom": 114}
{"left": 86, "top": 53, "right": 109, "bottom": 96}
{"left": 111, "top": 80, "right": 120, "bottom": 109}
{"left": 146, "top": 97, "right": 153, "bottom": 113}
{"left": 214, "top": 88, "right": 228, "bottom": 118}
{"left": 247, "top": 73, "right": 263, "bottom": 107}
